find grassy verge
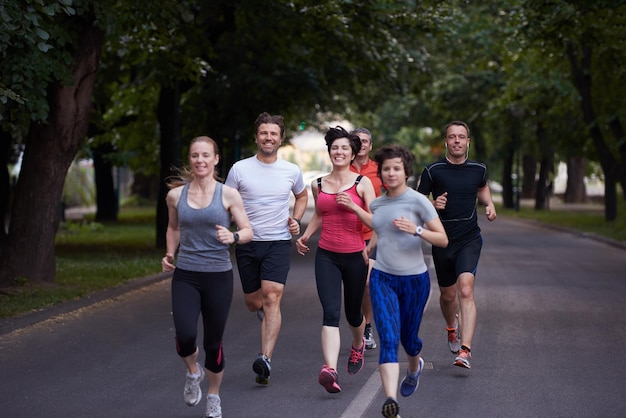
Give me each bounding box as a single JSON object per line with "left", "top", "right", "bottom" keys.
{"left": 0, "top": 207, "right": 162, "bottom": 319}
{"left": 497, "top": 199, "right": 626, "bottom": 243}
{"left": 1, "top": 201, "right": 624, "bottom": 320}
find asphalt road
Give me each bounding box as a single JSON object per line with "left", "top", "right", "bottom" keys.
{"left": 1, "top": 214, "right": 625, "bottom": 418}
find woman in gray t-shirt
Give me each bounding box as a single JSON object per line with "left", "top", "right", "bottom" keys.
{"left": 337, "top": 145, "right": 448, "bottom": 418}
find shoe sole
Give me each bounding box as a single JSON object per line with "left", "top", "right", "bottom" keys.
{"left": 255, "top": 375, "right": 270, "bottom": 385}
{"left": 319, "top": 370, "right": 341, "bottom": 393}
{"left": 365, "top": 342, "right": 377, "bottom": 349}
{"left": 253, "top": 357, "right": 271, "bottom": 384}
{"left": 453, "top": 359, "right": 471, "bottom": 369}
{"left": 382, "top": 400, "right": 400, "bottom": 418}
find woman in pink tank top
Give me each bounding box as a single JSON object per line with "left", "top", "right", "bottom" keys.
{"left": 296, "top": 126, "right": 376, "bottom": 394}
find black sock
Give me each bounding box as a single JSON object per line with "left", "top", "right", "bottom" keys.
{"left": 461, "top": 345, "right": 471, "bottom": 352}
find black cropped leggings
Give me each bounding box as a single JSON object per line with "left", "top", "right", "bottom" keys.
{"left": 171, "top": 268, "right": 233, "bottom": 373}
{"left": 315, "top": 247, "right": 367, "bottom": 328}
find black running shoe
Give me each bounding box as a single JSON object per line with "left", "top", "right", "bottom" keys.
{"left": 253, "top": 353, "right": 271, "bottom": 385}
{"left": 382, "top": 397, "right": 400, "bottom": 418}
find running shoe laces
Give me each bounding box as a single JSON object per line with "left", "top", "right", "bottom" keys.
{"left": 204, "top": 394, "right": 222, "bottom": 418}
{"left": 454, "top": 348, "right": 472, "bottom": 369}
{"left": 347, "top": 338, "right": 365, "bottom": 375}
{"left": 183, "top": 363, "right": 205, "bottom": 407}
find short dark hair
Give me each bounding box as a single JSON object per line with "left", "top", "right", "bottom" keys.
{"left": 324, "top": 126, "right": 361, "bottom": 157}
{"left": 254, "top": 112, "right": 285, "bottom": 138}
{"left": 374, "top": 145, "right": 415, "bottom": 179}
{"left": 445, "top": 120, "right": 470, "bottom": 138}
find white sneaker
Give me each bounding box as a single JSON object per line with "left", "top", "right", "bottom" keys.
{"left": 183, "top": 363, "right": 205, "bottom": 406}
{"left": 205, "top": 394, "right": 222, "bottom": 418}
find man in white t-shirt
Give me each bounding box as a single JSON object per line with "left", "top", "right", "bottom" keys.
{"left": 225, "top": 112, "right": 308, "bottom": 385}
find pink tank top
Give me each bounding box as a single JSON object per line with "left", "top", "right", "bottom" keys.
{"left": 316, "top": 176, "right": 366, "bottom": 253}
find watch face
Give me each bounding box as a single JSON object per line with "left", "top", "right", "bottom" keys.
{"left": 234, "top": 232, "right": 239, "bottom": 242}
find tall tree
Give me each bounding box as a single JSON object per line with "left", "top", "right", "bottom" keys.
{"left": 522, "top": 0, "right": 626, "bottom": 220}
{"left": 0, "top": 1, "right": 104, "bottom": 284}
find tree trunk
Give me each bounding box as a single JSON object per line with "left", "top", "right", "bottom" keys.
{"left": 501, "top": 141, "right": 515, "bottom": 209}
{"left": 155, "top": 82, "right": 182, "bottom": 249}
{"left": 0, "top": 132, "right": 11, "bottom": 244}
{"left": 0, "top": 25, "right": 103, "bottom": 285}
{"left": 92, "top": 143, "right": 118, "bottom": 221}
{"left": 564, "top": 157, "right": 587, "bottom": 203}
{"left": 566, "top": 41, "right": 619, "bottom": 221}
{"left": 535, "top": 121, "right": 554, "bottom": 210}
{"left": 522, "top": 154, "right": 537, "bottom": 199}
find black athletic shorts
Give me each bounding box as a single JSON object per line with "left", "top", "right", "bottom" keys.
{"left": 431, "top": 234, "right": 483, "bottom": 288}
{"left": 235, "top": 240, "right": 291, "bottom": 294}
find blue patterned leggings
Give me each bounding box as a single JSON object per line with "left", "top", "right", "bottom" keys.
{"left": 370, "top": 269, "right": 430, "bottom": 364}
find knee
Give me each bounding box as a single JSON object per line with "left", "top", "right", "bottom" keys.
{"left": 458, "top": 285, "right": 474, "bottom": 301}
{"left": 244, "top": 292, "right": 263, "bottom": 312}
{"left": 262, "top": 287, "right": 283, "bottom": 308}
{"left": 440, "top": 288, "right": 456, "bottom": 304}
{"left": 176, "top": 337, "right": 197, "bottom": 358}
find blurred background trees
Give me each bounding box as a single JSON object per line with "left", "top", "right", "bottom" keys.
{"left": 1, "top": 0, "right": 624, "bottom": 285}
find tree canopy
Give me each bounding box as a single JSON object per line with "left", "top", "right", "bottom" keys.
{"left": 1, "top": 0, "right": 624, "bottom": 285}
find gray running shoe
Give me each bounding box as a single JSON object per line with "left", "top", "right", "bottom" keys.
{"left": 400, "top": 357, "right": 424, "bottom": 397}
{"left": 183, "top": 363, "right": 205, "bottom": 406}
{"left": 364, "top": 323, "right": 377, "bottom": 349}
{"left": 256, "top": 307, "right": 265, "bottom": 321}
{"left": 253, "top": 353, "right": 271, "bottom": 385}
{"left": 204, "top": 394, "right": 222, "bottom": 418}
{"left": 382, "top": 397, "right": 401, "bottom": 418}
{"left": 454, "top": 348, "right": 472, "bottom": 369}
{"left": 447, "top": 317, "right": 461, "bottom": 354}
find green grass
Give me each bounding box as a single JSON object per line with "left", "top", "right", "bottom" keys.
{"left": 497, "top": 199, "right": 626, "bottom": 243}
{"left": 1, "top": 201, "right": 624, "bottom": 321}
{"left": 0, "top": 207, "right": 162, "bottom": 319}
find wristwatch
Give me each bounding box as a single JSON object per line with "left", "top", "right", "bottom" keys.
{"left": 233, "top": 232, "right": 240, "bottom": 243}
{"left": 293, "top": 218, "right": 301, "bottom": 227}
{"left": 414, "top": 225, "right": 423, "bottom": 236}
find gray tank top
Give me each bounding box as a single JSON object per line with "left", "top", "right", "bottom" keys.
{"left": 176, "top": 182, "right": 233, "bottom": 272}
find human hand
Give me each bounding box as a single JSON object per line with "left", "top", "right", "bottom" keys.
{"left": 392, "top": 216, "right": 417, "bottom": 235}
{"left": 162, "top": 253, "right": 175, "bottom": 272}
{"left": 434, "top": 192, "right": 448, "bottom": 210}
{"left": 216, "top": 224, "right": 236, "bottom": 244}
{"left": 485, "top": 204, "right": 497, "bottom": 221}
{"left": 288, "top": 217, "right": 301, "bottom": 235}
{"left": 295, "top": 236, "right": 310, "bottom": 256}
{"left": 335, "top": 192, "right": 355, "bottom": 210}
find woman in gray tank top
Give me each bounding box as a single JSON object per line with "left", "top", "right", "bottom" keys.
{"left": 161, "top": 136, "right": 252, "bottom": 418}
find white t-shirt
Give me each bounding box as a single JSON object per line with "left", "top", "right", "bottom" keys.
{"left": 226, "top": 155, "right": 305, "bottom": 241}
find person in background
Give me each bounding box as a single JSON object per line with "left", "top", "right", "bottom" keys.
{"left": 350, "top": 127, "right": 384, "bottom": 350}
{"left": 417, "top": 120, "right": 497, "bottom": 369}
{"left": 339, "top": 144, "right": 448, "bottom": 418}
{"left": 296, "top": 126, "right": 376, "bottom": 394}
{"left": 225, "top": 112, "right": 308, "bottom": 385}
{"left": 162, "top": 136, "right": 253, "bottom": 418}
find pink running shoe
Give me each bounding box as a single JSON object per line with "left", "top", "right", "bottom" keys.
{"left": 318, "top": 365, "right": 341, "bottom": 393}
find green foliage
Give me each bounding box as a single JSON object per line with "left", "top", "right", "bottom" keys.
{"left": 0, "top": 206, "right": 160, "bottom": 319}
{"left": 0, "top": 0, "right": 79, "bottom": 132}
